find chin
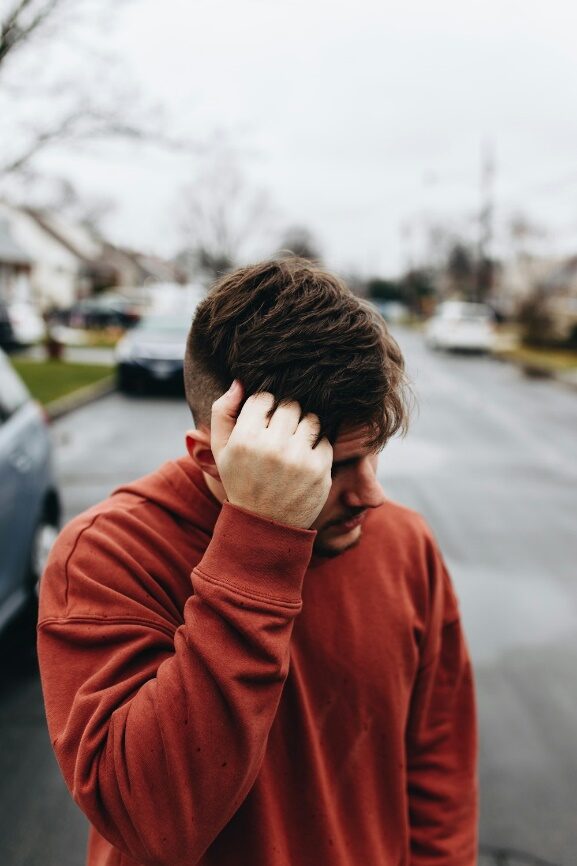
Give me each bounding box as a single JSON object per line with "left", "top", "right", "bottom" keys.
{"left": 313, "top": 526, "right": 363, "bottom": 558}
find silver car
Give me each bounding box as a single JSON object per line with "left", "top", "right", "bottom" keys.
{"left": 0, "top": 348, "right": 60, "bottom": 633}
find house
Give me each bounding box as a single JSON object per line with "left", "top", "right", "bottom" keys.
{"left": 98, "top": 243, "right": 186, "bottom": 289}
{"left": 0, "top": 202, "right": 185, "bottom": 311}
{"left": 0, "top": 218, "right": 33, "bottom": 303}
{"left": 0, "top": 201, "right": 99, "bottom": 310}
{"left": 492, "top": 254, "right": 563, "bottom": 318}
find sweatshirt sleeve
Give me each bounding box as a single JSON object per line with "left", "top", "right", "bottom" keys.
{"left": 37, "top": 502, "right": 315, "bottom": 866}
{"left": 405, "top": 539, "right": 478, "bottom": 866}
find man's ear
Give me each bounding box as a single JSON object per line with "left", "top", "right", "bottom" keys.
{"left": 185, "top": 427, "right": 221, "bottom": 480}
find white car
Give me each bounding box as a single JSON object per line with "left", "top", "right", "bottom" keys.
{"left": 424, "top": 301, "right": 495, "bottom": 352}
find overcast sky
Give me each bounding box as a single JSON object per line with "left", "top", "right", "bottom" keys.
{"left": 38, "top": 0, "right": 577, "bottom": 275}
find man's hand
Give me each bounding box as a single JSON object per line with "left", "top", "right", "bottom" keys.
{"left": 210, "top": 380, "right": 333, "bottom": 529}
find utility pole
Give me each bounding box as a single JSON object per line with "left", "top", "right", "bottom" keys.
{"left": 475, "top": 141, "right": 495, "bottom": 303}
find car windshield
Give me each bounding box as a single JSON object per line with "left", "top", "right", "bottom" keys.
{"left": 136, "top": 317, "right": 190, "bottom": 336}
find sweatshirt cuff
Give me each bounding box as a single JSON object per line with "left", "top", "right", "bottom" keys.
{"left": 196, "top": 501, "right": 316, "bottom": 604}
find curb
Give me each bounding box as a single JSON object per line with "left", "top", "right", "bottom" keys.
{"left": 46, "top": 376, "right": 116, "bottom": 421}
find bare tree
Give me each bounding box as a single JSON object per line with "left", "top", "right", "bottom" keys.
{"left": 446, "top": 242, "right": 476, "bottom": 299}
{"left": 178, "top": 150, "right": 279, "bottom": 282}
{"left": 0, "top": 0, "right": 65, "bottom": 69}
{"left": 276, "top": 225, "right": 322, "bottom": 263}
{"left": 507, "top": 211, "right": 548, "bottom": 261}
{"left": 0, "top": 0, "right": 186, "bottom": 189}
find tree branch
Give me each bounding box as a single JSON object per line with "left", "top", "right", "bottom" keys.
{"left": 0, "top": 0, "right": 65, "bottom": 70}
{"left": 0, "top": 104, "right": 197, "bottom": 177}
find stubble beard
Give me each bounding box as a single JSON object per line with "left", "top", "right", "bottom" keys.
{"left": 312, "top": 526, "right": 364, "bottom": 558}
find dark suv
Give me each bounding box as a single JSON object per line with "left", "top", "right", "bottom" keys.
{"left": 0, "top": 348, "right": 60, "bottom": 633}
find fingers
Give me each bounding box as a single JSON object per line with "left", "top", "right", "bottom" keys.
{"left": 212, "top": 389, "right": 333, "bottom": 527}
{"left": 294, "top": 412, "right": 322, "bottom": 447}
{"left": 295, "top": 414, "right": 333, "bottom": 473}
{"left": 232, "top": 392, "right": 276, "bottom": 436}
{"left": 266, "top": 399, "right": 302, "bottom": 437}
{"left": 312, "top": 435, "right": 333, "bottom": 464}
{"left": 210, "top": 380, "right": 244, "bottom": 457}
{"left": 213, "top": 386, "right": 329, "bottom": 457}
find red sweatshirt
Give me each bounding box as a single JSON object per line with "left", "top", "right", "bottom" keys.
{"left": 37, "top": 456, "right": 478, "bottom": 866}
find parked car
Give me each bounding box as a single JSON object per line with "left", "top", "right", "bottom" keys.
{"left": 371, "top": 300, "right": 409, "bottom": 324}
{"left": 0, "top": 301, "right": 45, "bottom": 349}
{"left": 424, "top": 301, "right": 496, "bottom": 352}
{"left": 0, "top": 348, "right": 61, "bottom": 634}
{"left": 115, "top": 314, "right": 192, "bottom": 393}
{"left": 56, "top": 293, "right": 143, "bottom": 330}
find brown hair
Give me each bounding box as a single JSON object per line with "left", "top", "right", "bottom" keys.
{"left": 184, "top": 258, "right": 412, "bottom": 449}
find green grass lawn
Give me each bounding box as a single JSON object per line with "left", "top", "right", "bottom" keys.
{"left": 498, "top": 345, "right": 577, "bottom": 371}
{"left": 12, "top": 359, "right": 114, "bottom": 406}
{"left": 84, "top": 329, "right": 124, "bottom": 348}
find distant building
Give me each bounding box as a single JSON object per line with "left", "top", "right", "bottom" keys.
{"left": 0, "top": 218, "right": 33, "bottom": 303}
{"left": 492, "top": 254, "right": 563, "bottom": 317}
{"left": 0, "top": 202, "right": 185, "bottom": 310}
{"left": 99, "top": 243, "right": 186, "bottom": 288}
{"left": 0, "top": 201, "right": 102, "bottom": 309}
{"left": 489, "top": 252, "right": 577, "bottom": 341}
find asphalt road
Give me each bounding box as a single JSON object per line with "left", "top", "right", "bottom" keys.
{"left": 1, "top": 327, "right": 576, "bottom": 866}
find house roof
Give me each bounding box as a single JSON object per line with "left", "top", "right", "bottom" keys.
{"left": 101, "top": 242, "right": 186, "bottom": 284}
{"left": 0, "top": 218, "right": 32, "bottom": 266}
{"left": 22, "top": 207, "right": 99, "bottom": 264}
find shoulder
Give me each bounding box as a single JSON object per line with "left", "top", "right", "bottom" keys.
{"left": 364, "top": 497, "right": 456, "bottom": 618}
{"left": 38, "top": 463, "right": 199, "bottom": 625}
{"left": 367, "top": 496, "right": 439, "bottom": 559}
{"left": 47, "top": 470, "right": 170, "bottom": 578}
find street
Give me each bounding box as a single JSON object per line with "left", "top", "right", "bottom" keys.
{"left": 1, "top": 326, "right": 576, "bottom": 865}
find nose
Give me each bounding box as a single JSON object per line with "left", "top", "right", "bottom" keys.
{"left": 341, "top": 458, "right": 385, "bottom": 510}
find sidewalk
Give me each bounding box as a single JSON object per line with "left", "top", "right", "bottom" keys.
{"left": 45, "top": 375, "right": 116, "bottom": 421}
{"left": 23, "top": 345, "right": 115, "bottom": 366}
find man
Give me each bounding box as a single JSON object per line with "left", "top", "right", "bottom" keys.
{"left": 38, "top": 258, "right": 478, "bottom": 866}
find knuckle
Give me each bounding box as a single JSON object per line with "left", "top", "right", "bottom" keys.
{"left": 304, "top": 411, "right": 321, "bottom": 427}
{"left": 251, "top": 391, "right": 274, "bottom": 405}
{"left": 282, "top": 399, "right": 302, "bottom": 413}
{"left": 227, "top": 433, "right": 251, "bottom": 457}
